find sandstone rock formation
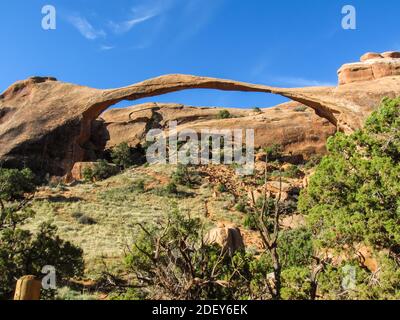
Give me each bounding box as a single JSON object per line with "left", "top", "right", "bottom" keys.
{"left": 338, "top": 51, "right": 400, "bottom": 85}
{"left": 360, "top": 52, "right": 383, "bottom": 62}
{"left": 1, "top": 52, "right": 399, "bottom": 176}
{"left": 94, "top": 101, "right": 335, "bottom": 157}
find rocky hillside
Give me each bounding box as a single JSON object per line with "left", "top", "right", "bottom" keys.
{"left": 93, "top": 101, "right": 335, "bottom": 157}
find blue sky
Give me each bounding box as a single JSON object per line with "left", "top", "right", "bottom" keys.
{"left": 1, "top": 0, "right": 399, "bottom": 108}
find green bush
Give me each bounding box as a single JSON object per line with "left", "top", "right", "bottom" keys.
{"left": 283, "top": 165, "right": 302, "bottom": 179}
{"left": 171, "top": 164, "right": 199, "bottom": 187}
{"left": 0, "top": 168, "right": 36, "bottom": 201}
{"left": 0, "top": 222, "right": 84, "bottom": 299}
{"left": 235, "top": 202, "right": 247, "bottom": 213}
{"left": 82, "top": 167, "right": 94, "bottom": 182}
{"left": 243, "top": 215, "right": 258, "bottom": 230}
{"left": 217, "top": 110, "right": 232, "bottom": 119}
{"left": 264, "top": 144, "right": 283, "bottom": 161}
{"left": 304, "top": 154, "right": 323, "bottom": 169}
{"left": 165, "top": 182, "right": 178, "bottom": 195}
{"left": 294, "top": 105, "right": 307, "bottom": 112}
{"left": 0, "top": 168, "right": 84, "bottom": 299}
{"left": 299, "top": 97, "right": 400, "bottom": 250}
{"left": 111, "top": 142, "right": 134, "bottom": 170}
{"left": 130, "top": 179, "right": 145, "bottom": 193}
{"left": 86, "top": 160, "right": 119, "bottom": 182}
{"left": 217, "top": 183, "right": 227, "bottom": 193}
{"left": 253, "top": 107, "right": 262, "bottom": 113}
{"left": 278, "top": 228, "right": 313, "bottom": 268}
{"left": 280, "top": 267, "right": 312, "bottom": 300}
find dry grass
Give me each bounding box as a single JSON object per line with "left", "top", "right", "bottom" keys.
{"left": 25, "top": 164, "right": 234, "bottom": 273}
{"left": 24, "top": 162, "right": 302, "bottom": 275}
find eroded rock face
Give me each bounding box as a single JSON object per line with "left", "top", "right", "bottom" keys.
{"left": 96, "top": 101, "right": 336, "bottom": 158}
{"left": 1, "top": 54, "right": 400, "bottom": 176}
{"left": 338, "top": 51, "right": 400, "bottom": 85}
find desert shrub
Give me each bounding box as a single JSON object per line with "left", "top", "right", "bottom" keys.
{"left": 124, "top": 207, "right": 258, "bottom": 300}
{"left": 243, "top": 197, "right": 275, "bottom": 231}
{"left": 294, "top": 105, "right": 307, "bottom": 112}
{"left": 283, "top": 165, "right": 303, "bottom": 179}
{"left": 56, "top": 287, "right": 97, "bottom": 300}
{"left": 217, "top": 110, "right": 232, "bottom": 119}
{"left": 253, "top": 107, "right": 262, "bottom": 113}
{"left": 264, "top": 144, "right": 283, "bottom": 161}
{"left": 152, "top": 182, "right": 188, "bottom": 198}
{"left": 280, "top": 267, "right": 312, "bottom": 300}
{"left": 72, "top": 212, "right": 96, "bottom": 225}
{"left": 217, "top": 183, "right": 227, "bottom": 193}
{"left": 235, "top": 202, "right": 247, "bottom": 213}
{"left": 304, "top": 154, "right": 323, "bottom": 169}
{"left": 109, "top": 287, "right": 146, "bottom": 300}
{"left": 0, "top": 168, "right": 84, "bottom": 299}
{"left": 88, "top": 160, "right": 119, "bottom": 181}
{"left": 0, "top": 222, "right": 84, "bottom": 299}
{"left": 278, "top": 228, "right": 313, "bottom": 268}
{"left": 299, "top": 97, "right": 400, "bottom": 251}
{"left": 111, "top": 142, "right": 134, "bottom": 170}
{"left": 130, "top": 179, "right": 145, "bottom": 193}
{"left": 0, "top": 168, "right": 36, "bottom": 201}
{"left": 82, "top": 167, "right": 94, "bottom": 182}
{"left": 78, "top": 215, "right": 96, "bottom": 225}
{"left": 243, "top": 215, "right": 258, "bottom": 231}
{"left": 171, "top": 164, "right": 200, "bottom": 187}
{"left": 165, "top": 182, "right": 178, "bottom": 195}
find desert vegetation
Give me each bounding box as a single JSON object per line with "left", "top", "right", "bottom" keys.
{"left": 0, "top": 168, "right": 84, "bottom": 299}
{"left": 1, "top": 98, "right": 400, "bottom": 300}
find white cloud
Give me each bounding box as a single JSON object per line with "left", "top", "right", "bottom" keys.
{"left": 272, "top": 76, "right": 336, "bottom": 87}
{"left": 172, "top": 0, "right": 224, "bottom": 42}
{"left": 109, "top": 14, "right": 157, "bottom": 34}
{"left": 100, "top": 45, "right": 115, "bottom": 51}
{"left": 108, "top": 0, "right": 172, "bottom": 34}
{"left": 68, "top": 15, "right": 106, "bottom": 40}
{"left": 251, "top": 60, "right": 269, "bottom": 77}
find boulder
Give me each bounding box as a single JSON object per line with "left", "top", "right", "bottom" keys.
{"left": 360, "top": 52, "right": 383, "bottom": 62}
{"left": 70, "top": 162, "right": 98, "bottom": 181}
{"left": 357, "top": 245, "right": 379, "bottom": 273}
{"left": 204, "top": 226, "right": 245, "bottom": 254}
{"left": 382, "top": 51, "right": 400, "bottom": 59}
{"left": 267, "top": 181, "right": 292, "bottom": 193}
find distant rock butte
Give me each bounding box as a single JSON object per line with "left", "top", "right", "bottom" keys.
{"left": 1, "top": 51, "right": 400, "bottom": 176}
{"left": 94, "top": 102, "right": 335, "bottom": 158}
